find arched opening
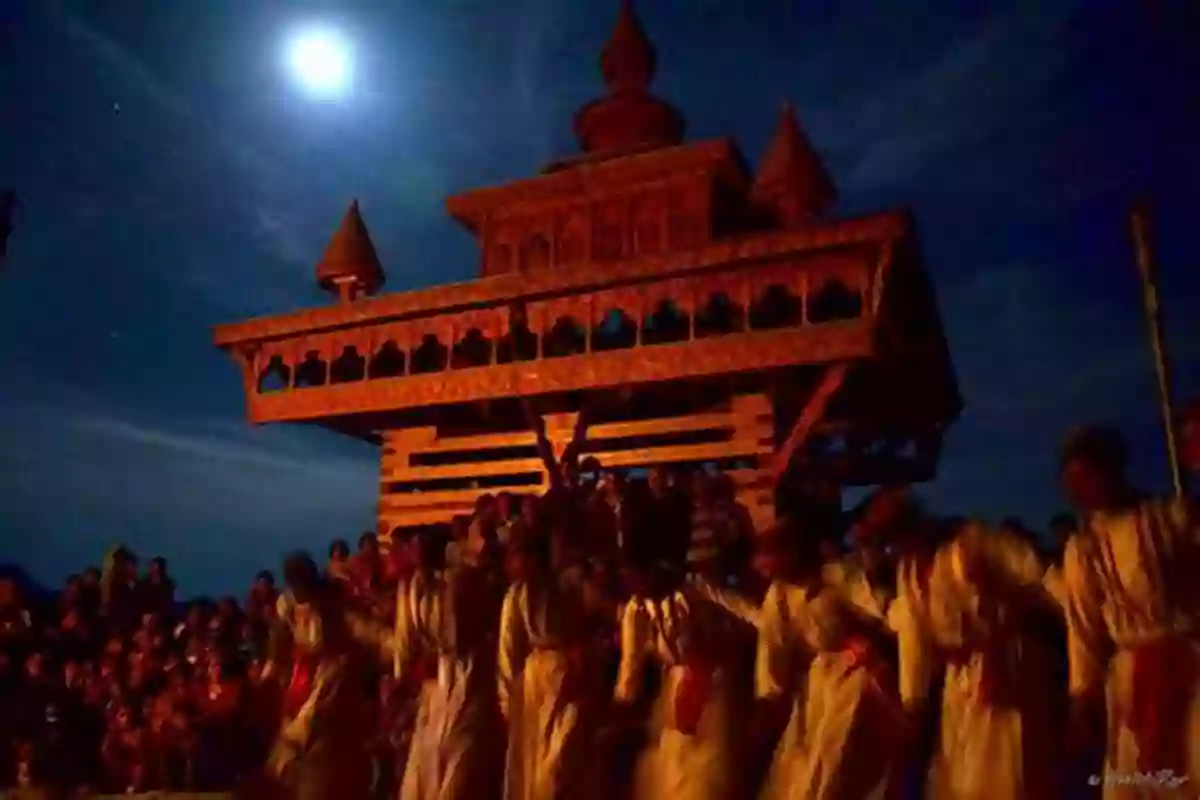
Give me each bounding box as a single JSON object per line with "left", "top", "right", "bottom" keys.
{"left": 410, "top": 335, "right": 448, "bottom": 375}
{"left": 593, "top": 207, "right": 624, "bottom": 262}
{"left": 749, "top": 284, "right": 802, "bottom": 330}
{"left": 497, "top": 305, "right": 539, "bottom": 364}
{"left": 695, "top": 292, "right": 744, "bottom": 338}
{"left": 488, "top": 243, "right": 513, "bottom": 276}
{"left": 632, "top": 202, "right": 664, "bottom": 255}
{"left": 642, "top": 300, "right": 689, "bottom": 345}
{"left": 330, "top": 346, "right": 366, "bottom": 384}
{"left": 543, "top": 316, "right": 587, "bottom": 358}
{"left": 556, "top": 224, "right": 585, "bottom": 267}
{"left": 257, "top": 355, "right": 290, "bottom": 393}
{"left": 369, "top": 341, "right": 405, "bottom": 379}
{"left": 451, "top": 328, "right": 493, "bottom": 369}
{"left": 593, "top": 308, "right": 637, "bottom": 351}
{"left": 520, "top": 234, "right": 551, "bottom": 272}
{"left": 294, "top": 351, "right": 328, "bottom": 388}
{"left": 809, "top": 279, "right": 863, "bottom": 323}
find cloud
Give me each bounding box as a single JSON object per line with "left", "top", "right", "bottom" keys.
{"left": 1, "top": 400, "right": 378, "bottom": 596}
{"left": 40, "top": 2, "right": 319, "bottom": 282}
{"left": 938, "top": 262, "right": 1163, "bottom": 422}
{"left": 837, "top": 7, "right": 1075, "bottom": 192}
{"left": 61, "top": 413, "right": 370, "bottom": 482}
{"left": 508, "top": 0, "right": 565, "bottom": 160}
{"left": 47, "top": 2, "right": 196, "bottom": 121}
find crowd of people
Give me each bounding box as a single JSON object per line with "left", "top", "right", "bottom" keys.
{"left": 0, "top": 422, "right": 1195, "bottom": 799}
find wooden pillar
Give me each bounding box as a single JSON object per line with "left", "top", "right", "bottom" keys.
{"left": 726, "top": 393, "right": 776, "bottom": 533}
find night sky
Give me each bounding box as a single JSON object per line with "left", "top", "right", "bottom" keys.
{"left": 1, "top": 1, "right": 1197, "bottom": 597}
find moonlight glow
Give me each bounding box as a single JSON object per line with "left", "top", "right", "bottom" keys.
{"left": 285, "top": 27, "right": 353, "bottom": 98}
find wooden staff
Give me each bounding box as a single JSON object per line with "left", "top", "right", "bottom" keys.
{"left": 1129, "top": 197, "right": 1185, "bottom": 498}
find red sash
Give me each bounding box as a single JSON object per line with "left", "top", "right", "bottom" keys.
{"left": 1128, "top": 637, "right": 1196, "bottom": 773}
{"left": 838, "top": 636, "right": 907, "bottom": 756}
{"left": 283, "top": 658, "right": 316, "bottom": 718}
{"left": 560, "top": 644, "right": 587, "bottom": 700}
{"left": 407, "top": 654, "right": 438, "bottom": 688}
{"left": 840, "top": 635, "right": 897, "bottom": 699}
{"left": 672, "top": 662, "right": 714, "bottom": 735}
{"left": 944, "top": 640, "right": 1015, "bottom": 707}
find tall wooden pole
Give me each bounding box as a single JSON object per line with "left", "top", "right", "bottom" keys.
{"left": 1129, "top": 197, "right": 1185, "bottom": 498}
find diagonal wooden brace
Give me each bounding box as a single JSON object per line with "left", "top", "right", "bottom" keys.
{"left": 770, "top": 362, "right": 851, "bottom": 486}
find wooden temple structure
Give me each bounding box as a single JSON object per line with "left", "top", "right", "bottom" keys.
{"left": 213, "top": 1, "right": 961, "bottom": 543}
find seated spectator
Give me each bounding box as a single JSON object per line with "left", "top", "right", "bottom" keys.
{"left": 101, "top": 546, "right": 140, "bottom": 635}
{"left": 0, "top": 577, "right": 32, "bottom": 650}
{"left": 137, "top": 556, "right": 176, "bottom": 618}
{"left": 327, "top": 539, "right": 353, "bottom": 584}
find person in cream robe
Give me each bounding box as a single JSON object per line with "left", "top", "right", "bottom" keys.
{"left": 922, "top": 519, "right": 1063, "bottom": 799}
{"left": 616, "top": 561, "right": 741, "bottom": 800}
{"left": 262, "top": 552, "right": 391, "bottom": 800}
{"left": 396, "top": 528, "right": 503, "bottom": 800}
{"left": 757, "top": 523, "right": 904, "bottom": 800}
{"left": 1060, "top": 425, "right": 1199, "bottom": 798}
{"left": 498, "top": 531, "right": 603, "bottom": 800}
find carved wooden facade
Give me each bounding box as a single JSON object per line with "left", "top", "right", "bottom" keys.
{"left": 212, "top": 2, "right": 961, "bottom": 543}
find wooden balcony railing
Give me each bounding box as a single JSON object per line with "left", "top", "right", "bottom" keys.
{"left": 214, "top": 212, "right": 918, "bottom": 422}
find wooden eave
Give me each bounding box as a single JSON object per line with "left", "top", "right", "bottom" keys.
{"left": 212, "top": 209, "right": 910, "bottom": 351}
{"left": 444, "top": 138, "right": 751, "bottom": 232}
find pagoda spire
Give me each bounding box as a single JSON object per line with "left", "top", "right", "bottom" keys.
{"left": 315, "top": 200, "right": 385, "bottom": 304}
{"left": 751, "top": 102, "right": 837, "bottom": 227}
{"left": 601, "top": 0, "right": 656, "bottom": 91}
{"left": 573, "top": 0, "right": 684, "bottom": 155}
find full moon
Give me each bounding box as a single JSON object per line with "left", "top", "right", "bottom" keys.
{"left": 285, "top": 27, "right": 353, "bottom": 98}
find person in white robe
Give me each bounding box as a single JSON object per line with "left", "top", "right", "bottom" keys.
{"left": 261, "top": 551, "right": 391, "bottom": 800}
{"left": 396, "top": 527, "right": 503, "bottom": 800}
{"left": 922, "top": 519, "right": 1063, "bottom": 799}
{"left": 498, "top": 530, "right": 604, "bottom": 800}
{"left": 757, "top": 522, "right": 905, "bottom": 800}
{"left": 616, "top": 560, "right": 741, "bottom": 800}
{"left": 1060, "top": 425, "right": 1199, "bottom": 798}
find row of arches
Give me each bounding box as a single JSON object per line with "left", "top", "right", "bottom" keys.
{"left": 486, "top": 195, "right": 693, "bottom": 276}
{"left": 258, "top": 280, "right": 862, "bottom": 393}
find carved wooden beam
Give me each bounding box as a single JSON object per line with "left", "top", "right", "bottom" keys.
{"left": 769, "top": 362, "right": 851, "bottom": 486}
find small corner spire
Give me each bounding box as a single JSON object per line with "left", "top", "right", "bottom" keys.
{"left": 751, "top": 103, "right": 837, "bottom": 226}
{"left": 316, "top": 199, "right": 386, "bottom": 304}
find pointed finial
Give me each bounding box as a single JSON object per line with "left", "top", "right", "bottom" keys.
{"left": 573, "top": 1, "right": 684, "bottom": 155}
{"left": 751, "top": 103, "right": 837, "bottom": 226}
{"left": 601, "top": 0, "right": 656, "bottom": 91}
{"left": 316, "top": 199, "right": 385, "bottom": 303}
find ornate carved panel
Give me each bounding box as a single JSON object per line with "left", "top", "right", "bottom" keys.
{"left": 667, "top": 180, "right": 710, "bottom": 250}
{"left": 592, "top": 201, "right": 626, "bottom": 262}
{"left": 520, "top": 232, "right": 551, "bottom": 273}
{"left": 631, "top": 192, "right": 667, "bottom": 256}
{"left": 555, "top": 212, "right": 588, "bottom": 268}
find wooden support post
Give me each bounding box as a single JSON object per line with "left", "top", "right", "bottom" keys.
{"left": 770, "top": 363, "right": 850, "bottom": 486}
{"left": 376, "top": 436, "right": 410, "bottom": 551}
{"left": 727, "top": 394, "right": 775, "bottom": 533}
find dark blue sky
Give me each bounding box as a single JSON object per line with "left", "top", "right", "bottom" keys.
{"left": 1, "top": 0, "right": 1197, "bottom": 597}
